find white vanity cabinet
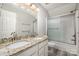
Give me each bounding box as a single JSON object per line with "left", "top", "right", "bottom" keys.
{"left": 38, "top": 40, "right": 48, "bottom": 56}
{"left": 12, "top": 39, "right": 48, "bottom": 56}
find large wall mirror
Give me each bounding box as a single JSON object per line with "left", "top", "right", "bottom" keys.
{"left": 0, "top": 3, "right": 37, "bottom": 40}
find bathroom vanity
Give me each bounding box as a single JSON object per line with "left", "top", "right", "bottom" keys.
{"left": 12, "top": 38, "right": 48, "bottom": 56}
{"left": 0, "top": 35, "right": 48, "bottom": 56}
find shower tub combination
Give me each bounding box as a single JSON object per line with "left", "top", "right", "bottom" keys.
{"left": 48, "top": 13, "right": 78, "bottom": 56}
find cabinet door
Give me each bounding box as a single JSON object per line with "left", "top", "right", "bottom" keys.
{"left": 39, "top": 47, "right": 45, "bottom": 56}
{"left": 44, "top": 45, "right": 48, "bottom": 56}
{"left": 38, "top": 40, "right": 48, "bottom": 56}
{"left": 32, "top": 45, "right": 38, "bottom": 56}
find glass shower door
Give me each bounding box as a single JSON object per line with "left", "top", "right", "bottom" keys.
{"left": 48, "top": 14, "right": 76, "bottom": 45}
{"left": 48, "top": 17, "right": 64, "bottom": 43}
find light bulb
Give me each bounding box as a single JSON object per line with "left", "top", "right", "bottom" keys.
{"left": 36, "top": 8, "right": 40, "bottom": 11}
{"left": 31, "top": 4, "right": 36, "bottom": 9}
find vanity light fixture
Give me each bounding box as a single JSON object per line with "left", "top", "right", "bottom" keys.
{"left": 16, "top": 3, "right": 39, "bottom": 12}
{"left": 13, "top": 3, "right": 39, "bottom": 16}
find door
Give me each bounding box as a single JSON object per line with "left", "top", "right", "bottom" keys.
{"left": 48, "top": 14, "right": 76, "bottom": 45}
{"left": 48, "top": 17, "right": 63, "bottom": 43}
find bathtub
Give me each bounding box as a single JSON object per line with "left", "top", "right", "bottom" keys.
{"left": 48, "top": 41, "right": 77, "bottom": 55}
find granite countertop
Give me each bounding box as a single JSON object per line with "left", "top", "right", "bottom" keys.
{"left": 0, "top": 35, "right": 48, "bottom": 56}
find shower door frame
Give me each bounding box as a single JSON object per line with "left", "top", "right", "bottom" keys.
{"left": 47, "top": 11, "right": 78, "bottom": 46}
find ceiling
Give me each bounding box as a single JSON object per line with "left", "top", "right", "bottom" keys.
{"left": 12, "top": 3, "right": 77, "bottom": 18}
{"left": 40, "top": 3, "right": 66, "bottom": 10}
{"left": 40, "top": 3, "right": 77, "bottom": 17}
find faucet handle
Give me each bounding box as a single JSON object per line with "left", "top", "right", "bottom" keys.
{"left": 11, "top": 32, "right": 15, "bottom": 35}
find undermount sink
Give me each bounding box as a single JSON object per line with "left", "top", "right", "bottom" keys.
{"left": 7, "top": 41, "right": 30, "bottom": 49}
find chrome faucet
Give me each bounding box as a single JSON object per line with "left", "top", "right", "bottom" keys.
{"left": 11, "top": 32, "right": 16, "bottom": 43}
